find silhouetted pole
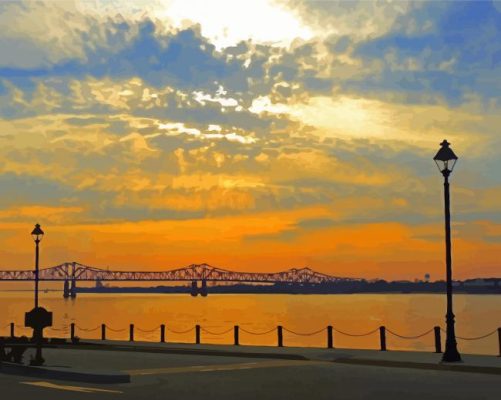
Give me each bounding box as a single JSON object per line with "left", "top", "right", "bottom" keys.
{"left": 129, "top": 324, "right": 134, "bottom": 342}
{"left": 10, "top": 322, "right": 14, "bottom": 338}
{"left": 434, "top": 326, "right": 442, "bottom": 353}
{"left": 160, "top": 324, "right": 165, "bottom": 343}
{"left": 327, "top": 326, "right": 333, "bottom": 349}
{"left": 71, "top": 323, "right": 75, "bottom": 341}
{"left": 195, "top": 324, "right": 201, "bottom": 344}
{"left": 31, "top": 224, "right": 44, "bottom": 309}
{"left": 379, "top": 326, "right": 386, "bottom": 351}
{"left": 234, "top": 325, "right": 239, "bottom": 346}
{"left": 442, "top": 171, "right": 461, "bottom": 361}
{"left": 35, "top": 240, "right": 40, "bottom": 307}
{"left": 434, "top": 140, "right": 461, "bottom": 363}
{"left": 498, "top": 328, "right": 501, "bottom": 357}
{"left": 101, "top": 324, "right": 106, "bottom": 340}
{"left": 30, "top": 223, "right": 45, "bottom": 366}
{"left": 277, "top": 325, "right": 283, "bottom": 347}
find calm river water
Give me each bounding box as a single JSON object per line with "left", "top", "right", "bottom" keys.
{"left": 1, "top": 293, "right": 500, "bottom": 355}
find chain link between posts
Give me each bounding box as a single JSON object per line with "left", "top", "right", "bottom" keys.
{"left": 333, "top": 327, "right": 380, "bottom": 337}
{"left": 240, "top": 327, "right": 277, "bottom": 336}
{"left": 136, "top": 326, "right": 161, "bottom": 333}
{"left": 106, "top": 325, "right": 126, "bottom": 333}
{"left": 386, "top": 328, "right": 435, "bottom": 339}
{"left": 76, "top": 325, "right": 100, "bottom": 332}
{"left": 48, "top": 326, "right": 68, "bottom": 332}
{"left": 166, "top": 326, "right": 195, "bottom": 334}
{"left": 440, "top": 327, "right": 499, "bottom": 341}
{"left": 200, "top": 327, "right": 234, "bottom": 335}
{"left": 282, "top": 327, "right": 326, "bottom": 336}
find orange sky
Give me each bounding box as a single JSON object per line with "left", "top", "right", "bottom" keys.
{"left": 0, "top": 1, "right": 500, "bottom": 280}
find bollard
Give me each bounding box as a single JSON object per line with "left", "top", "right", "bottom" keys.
{"left": 434, "top": 326, "right": 442, "bottom": 353}
{"left": 278, "top": 325, "right": 283, "bottom": 347}
{"left": 10, "top": 322, "right": 14, "bottom": 338}
{"left": 234, "top": 325, "right": 239, "bottom": 346}
{"left": 196, "top": 324, "right": 201, "bottom": 344}
{"left": 70, "top": 323, "right": 75, "bottom": 341}
{"left": 379, "top": 326, "right": 386, "bottom": 351}
{"left": 129, "top": 324, "right": 134, "bottom": 342}
{"left": 101, "top": 324, "right": 106, "bottom": 341}
{"left": 327, "top": 326, "right": 333, "bottom": 349}
{"left": 160, "top": 324, "right": 165, "bottom": 343}
{"left": 498, "top": 328, "right": 501, "bottom": 357}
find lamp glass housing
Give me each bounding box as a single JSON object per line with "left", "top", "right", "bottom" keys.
{"left": 433, "top": 140, "right": 458, "bottom": 174}
{"left": 31, "top": 224, "right": 44, "bottom": 242}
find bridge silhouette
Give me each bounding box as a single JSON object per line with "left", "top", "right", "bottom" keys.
{"left": 0, "top": 262, "right": 360, "bottom": 297}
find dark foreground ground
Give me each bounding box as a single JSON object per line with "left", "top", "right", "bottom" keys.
{"left": 1, "top": 343, "right": 500, "bottom": 400}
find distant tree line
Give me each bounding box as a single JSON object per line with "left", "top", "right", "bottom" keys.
{"left": 77, "top": 278, "right": 501, "bottom": 294}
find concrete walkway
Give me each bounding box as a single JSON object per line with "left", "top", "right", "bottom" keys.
{"left": 1, "top": 342, "right": 500, "bottom": 399}
{"left": 54, "top": 339, "right": 501, "bottom": 375}
{"left": 1, "top": 339, "right": 500, "bottom": 384}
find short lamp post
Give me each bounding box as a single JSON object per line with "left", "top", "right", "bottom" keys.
{"left": 433, "top": 140, "right": 462, "bottom": 363}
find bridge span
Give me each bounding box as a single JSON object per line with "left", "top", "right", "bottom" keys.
{"left": 0, "top": 261, "right": 361, "bottom": 297}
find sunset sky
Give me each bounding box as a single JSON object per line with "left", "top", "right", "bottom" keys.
{"left": 0, "top": 0, "right": 500, "bottom": 280}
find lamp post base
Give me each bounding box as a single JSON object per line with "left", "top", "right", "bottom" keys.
{"left": 29, "top": 356, "right": 45, "bottom": 366}
{"left": 442, "top": 345, "right": 462, "bottom": 363}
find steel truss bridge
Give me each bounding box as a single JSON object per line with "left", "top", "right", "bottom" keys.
{"left": 0, "top": 262, "right": 361, "bottom": 297}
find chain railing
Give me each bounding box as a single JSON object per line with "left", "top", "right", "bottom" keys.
{"left": 2, "top": 321, "right": 500, "bottom": 356}
{"left": 136, "top": 326, "right": 160, "bottom": 333}
{"left": 440, "top": 327, "right": 499, "bottom": 341}
{"left": 386, "top": 327, "right": 435, "bottom": 340}
{"left": 106, "top": 325, "right": 126, "bottom": 333}
{"left": 166, "top": 326, "right": 195, "bottom": 334}
{"left": 200, "top": 327, "right": 234, "bottom": 336}
{"left": 283, "top": 327, "right": 326, "bottom": 336}
{"left": 333, "top": 327, "right": 380, "bottom": 337}
{"left": 240, "top": 327, "right": 276, "bottom": 336}
{"left": 76, "top": 325, "right": 100, "bottom": 332}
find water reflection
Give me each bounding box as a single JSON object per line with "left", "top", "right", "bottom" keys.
{"left": 1, "top": 293, "right": 499, "bottom": 355}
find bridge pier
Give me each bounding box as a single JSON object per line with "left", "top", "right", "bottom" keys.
{"left": 70, "top": 279, "right": 77, "bottom": 299}
{"left": 63, "top": 280, "right": 70, "bottom": 299}
{"left": 190, "top": 280, "right": 208, "bottom": 296}
{"left": 191, "top": 281, "right": 198, "bottom": 297}
{"left": 200, "top": 280, "right": 208, "bottom": 297}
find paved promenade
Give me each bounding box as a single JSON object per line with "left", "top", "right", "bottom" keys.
{"left": 1, "top": 340, "right": 500, "bottom": 399}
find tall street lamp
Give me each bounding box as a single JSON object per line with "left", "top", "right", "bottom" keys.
{"left": 433, "top": 140, "right": 461, "bottom": 362}
{"left": 31, "top": 223, "right": 44, "bottom": 308}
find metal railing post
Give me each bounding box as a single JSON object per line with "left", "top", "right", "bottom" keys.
{"left": 327, "top": 325, "right": 333, "bottom": 349}
{"left": 434, "top": 326, "right": 442, "bottom": 353}
{"left": 129, "top": 324, "right": 134, "bottom": 342}
{"left": 234, "top": 325, "right": 239, "bottom": 346}
{"left": 196, "top": 324, "right": 201, "bottom": 344}
{"left": 101, "top": 324, "right": 106, "bottom": 341}
{"left": 379, "top": 326, "right": 386, "bottom": 351}
{"left": 498, "top": 328, "right": 501, "bottom": 357}
{"left": 10, "top": 322, "right": 14, "bottom": 338}
{"left": 70, "top": 323, "right": 75, "bottom": 341}
{"left": 160, "top": 324, "right": 165, "bottom": 343}
{"left": 278, "top": 325, "right": 283, "bottom": 347}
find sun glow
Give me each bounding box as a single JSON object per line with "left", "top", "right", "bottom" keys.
{"left": 156, "top": 0, "right": 313, "bottom": 48}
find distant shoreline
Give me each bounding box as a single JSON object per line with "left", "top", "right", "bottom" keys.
{"left": 73, "top": 281, "right": 501, "bottom": 295}
{"left": 2, "top": 278, "right": 501, "bottom": 295}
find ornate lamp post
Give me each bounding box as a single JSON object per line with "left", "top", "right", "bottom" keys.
{"left": 433, "top": 140, "right": 461, "bottom": 362}
{"left": 31, "top": 223, "right": 44, "bottom": 308}
{"left": 26, "top": 223, "right": 52, "bottom": 366}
